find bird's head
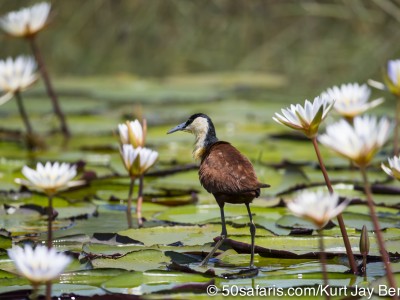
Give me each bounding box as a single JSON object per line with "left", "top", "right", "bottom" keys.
{"left": 167, "top": 113, "right": 215, "bottom": 136}
{"left": 167, "top": 113, "right": 218, "bottom": 159}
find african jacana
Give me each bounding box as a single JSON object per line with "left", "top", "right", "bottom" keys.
{"left": 167, "top": 113, "right": 269, "bottom": 269}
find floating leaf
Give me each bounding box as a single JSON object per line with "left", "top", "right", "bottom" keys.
{"left": 102, "top": 269, "right": 212, "bottom": 295}
{"left": 90, "top": 249, "right": 170, "bottom": 271}
{"left": 276, "top": 215, "right": 318, "bottom": 230}
{"left": 156, "top": 204, "right": 284, "bottom": 225}
{"left": 118, "top": 225, "right": 226, "bottom": 247}
{"left": 59, "top": 269, "right": 128, "bottom": 286}
{"left": 331, "top": 212, "right": 399, "bottom": 231}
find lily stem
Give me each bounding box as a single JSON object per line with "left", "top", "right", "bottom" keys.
{"left": 360, "top": 166, "right": 397, "bottom": 299}
{"left": 395, "top": 99, "right": 400, "bottom": 156}
{"left": 28, "top": 36, "right": 70, "bottom": 139}
{"left": 362, "top": 253, "right": 367, "bottom": 279}
{"left": 127, "top": 178, "right": 135, "bottom": 228}
{"left": 47, "top": 195, "right": 53, "bottom": 249}
{"left": 14, "top": 91, "right": 34, "bottom": 135}
{"left": 311, "top": 137, "right": 358, "bottom": 274}
{"left": 45, "top": 281, "right": 51, "bottom": 300}
{"left": 318, "top": 229, "right": 330, "bottom": 300}
{"left": 46, "top": 194, "right": 53, "bottom": 300}
{"left": 31, "top": 283, "right": 39, "bottom": 300}
{"left": 137, "top": 175, "right": 144, "bottom": 228}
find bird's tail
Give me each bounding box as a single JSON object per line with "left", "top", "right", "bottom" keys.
{"left": 258, "top": 183, "right": 271, "bottom": 189}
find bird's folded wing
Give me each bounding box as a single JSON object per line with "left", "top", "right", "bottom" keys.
{"left": 199, "top": 142, "right": 260, "bottom": 194}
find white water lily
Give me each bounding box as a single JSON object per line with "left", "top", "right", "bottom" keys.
{"left": 120, "top": 144, "right": 158, "bottom": 177}
{"left": 15, "top": 161, "right": 80, "bottom": 195}
{"left": 0, "top": 92, "right": 13, "bottom": 106}
{"left": 287, "top": 190, "right": 349, "bottom": 228}
{"left": 0, "top": 2, "right": 51, "bottom": 38}
{"left": 118, "top": 119, "right": 146, "bottom": 147}
{"left": 385, "top": 59, "right": 400, "bottom": 96}
{"left": 8, "top": 245, "right": 71, "bottom": 284}
{"left": 319, "top": 115, "right": 392, "bottom": 167}
{"left": 273, "top": 95, "right": 334, "bottom": 138}
{"left": 322, "top": 83, "right": 384, "bottom": 119}
{"left": 369, "top": 59, "right": 400, "bottom": 96}
{"left": 0, "top": 56, "right": 38, "bottom": 99}
{"left": 382, "top": 155, "right": 400, "bottom": 180}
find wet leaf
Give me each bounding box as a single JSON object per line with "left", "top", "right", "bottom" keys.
{"left": 331, "top": 212, "right": 400, "bottom": 231}
{"left": 102, "top": 269, "right": 212, "bottom": 295}
{"left": 59, "top": 269, "right": 128, "bottom": 286}
{"left": 155, "top": 204, "right": 285, "bottom": 225}
{"left": 90, "top": 249, "right": 170, "bottom": 271}
{"left": 276, "top": 215, "right": 318, "bottom": 230}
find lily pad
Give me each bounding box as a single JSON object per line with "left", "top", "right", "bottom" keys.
{"left": 276, "top": 215, "right": 318, "bottom": 230}
{"left": 331, "top": 212, "right": 400, "bottom": 231}
{"left": 82, "top": 242, "right": 214, "bottom": 257}
{"left": 117, "top": 224, "right": 272, "bottom": 247}
{"left": 155, "top": 204, "right": 285, "bottom": 224}
{"left": 0, "top": 206, "right": 72, "bottom": 236}
{"left": 90, "top": 249, "right": 170, "bottom": 271}
{"left": 102, "top": 269, "right": 212, "bottom": 295}
{"left": 118, "top": 225, "right": 228, "bottom": 247}
{"left": 59, "top": 268, "right": 128, "bottom": 286}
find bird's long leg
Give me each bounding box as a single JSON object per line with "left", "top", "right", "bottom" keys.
{"left": 246, "top": 203, "right": 256, "bottom": 269}
{"left": 199, "top": 203, "right": 227, "bottom": 267}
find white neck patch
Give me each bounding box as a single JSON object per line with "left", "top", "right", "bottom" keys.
{"left": 186, "top": 117, "right": 209, "bottom": 160}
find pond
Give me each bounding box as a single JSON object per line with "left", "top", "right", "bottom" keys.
{"left": 0, "top": 73, "right": 399, "bottom": 299}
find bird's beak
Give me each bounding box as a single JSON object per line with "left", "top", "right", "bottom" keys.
{"left": 167, "top": 122, "right": 186, "bottom": 134}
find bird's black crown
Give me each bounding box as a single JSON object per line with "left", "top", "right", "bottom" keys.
{"left": 186, "top": 113, "right": 211, "bottom": 126}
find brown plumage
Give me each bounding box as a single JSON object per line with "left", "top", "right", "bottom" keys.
{"left": 199, "top": 141, "right": 267, "bottom": 205}
{"left": 167, "top": 113, "right": 269, "bottom": 269}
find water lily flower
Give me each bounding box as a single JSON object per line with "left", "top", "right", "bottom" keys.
{"left": 7, "top": 244, "right": 71, "bottom": 284}
{"left": 273, "top": 95, "right": 334, "bottom": 138}
{"left": 120, "top": 144, "right": 158, "bottom": 177}
{"left": 15, "top": 162, "right": 81, "bottom": 248}
{"left": 319, "top": 115, "right": 392, "bottom": 167}
{"left": 383, "top": 59, "right": 400, "bottom": 97}
{"left": 273, "top": 94, "right": 358, "bottom": 274}
{"left": 0, "top": 2, "right": 51, "bottom": 38}
{"left": 120, "top": 144, "right": 158, "bottom": 228}
{"left": 287, "top": 190, "right": 349, "bottom": 228}
{"left": 287, "top": 190, "right": 347, "bottom": 288}
{"left": 15, "top": 161, "right": 80, "bottom": 196}
{"left": 322, "top": 83, "right": 384, "bottom": 119}
{"left": 0, "top": 56, "right": 38, "bottom": 99}
{"left": 118, "top": 119, "right": 147, "bottom": 147}
{"left": 0, "top": 55, "right": 39, "bottom": 141}
{"left": 381, "top": 155, "right": 400, "bottom": 180}
{"left": 0, "top": 2, "right": 70, "bottom": 138}
{"left": 368, "top": 59, "right": 400, "bottom": 97}
{"left": 0, "top": 92, "right": 13, "bottom": 106}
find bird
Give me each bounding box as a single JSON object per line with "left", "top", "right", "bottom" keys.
{"left": 167, "top": 113, "right": 270, "bottom": 269}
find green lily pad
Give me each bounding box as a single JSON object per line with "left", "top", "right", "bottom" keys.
{"left": 155, "top": 204, "right": 285, "bottom": 224}
{"left": 0, "top": 236, "right": 11, "bottom": 251}
{"left": 216, "top": 271, "right": 361, "bottom": 290}
{"left": 0, "top": 206, "right": 72, "bottom": 236}
{"left": 90, "top": 249, "right": 170, "bottom": 271}
{"left": 102, "top": 269, "right": 211, "bottom": 295}
{"left": 231, "top": 235, "right": 375, "bottom": 256}
{"left": 231, "top": 215, "right": 290, "bottom": 236}
{"left": 52, "top": 234, "right": 91, "bottom": 252}
{"left": 117, "top": 224, "right": 271, "bottom": 247}
{"left": 82, "top": 242, "right": 214, "bottom": 256}
{"left": 331, "top": 212, "right": 400, "bottom": 231}
{"left": 59, "top": 269, "right": 128, "bottom": 286}
{"left": 118, "top": 225, "right": 226, "bottom": 247}
{"left": 276, "top": 215, "right": 318, "bottom": 230}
